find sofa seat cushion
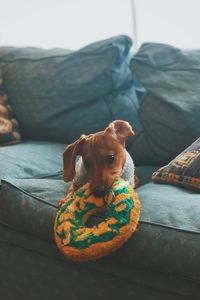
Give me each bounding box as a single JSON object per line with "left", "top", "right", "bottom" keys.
{"left": 1, "top": 178, "right": 199, "bottom": 237}
{"left": 0, "top": 179, "right": 67, "bottom": 241}
{"left": 0, "top": 177, "right": 199, "bottom": 282}
{"left": 138, "top": 182, "right": 200, "bottom": 232}
{"left": 0, "top": 141, "right": 66, "bottom": 182}
{"left": 115, "top": 182, "right": 200, "bottom": 283}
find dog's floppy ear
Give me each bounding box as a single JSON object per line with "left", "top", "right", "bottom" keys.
{"left": 63, "top": 135, "right": 86, "bottom": 182}
{"left": 105, "top": 120, "right": 135, "bottom": 144}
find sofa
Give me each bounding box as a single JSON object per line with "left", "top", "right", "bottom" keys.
{"left": 0, "top": 36, "right": 199, "bottom": 300}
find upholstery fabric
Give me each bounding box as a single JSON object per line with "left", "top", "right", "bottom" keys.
{"left": 0, "top": 175, "right": 199, "bottom": 283}
{"left": 1, "top": 235, "right": 197, "bottom": 300}
{"left": 0, "top": 46, "right": 71, "bottom": 64}
{"left": 1, "top": 36, "right": 139, "bottom": 143}
{"left": 1, "top": 176, "right": 200, "bottom": 240}
{"left": 135, "top": 165, "right": 160, "bottom": 185}
{"left": 0, "top": 179, "right": 67, "bottom": 240}
{"left": 130, "top": 43, "right": 200, "bottom": 165}
{"left": 0, "top": 140, "right": 66, "bottom": 182}
{"left": 0, "top": 41, "right": 199, "bottom": 299}
{"left": 152, "top": 136, "right": 200, "bottom": 191}
{"left": 0, "top": 69, "right": 21, "bottom": 145}
{"left": 138, "top": 182, "right": 200, "bottom": 233}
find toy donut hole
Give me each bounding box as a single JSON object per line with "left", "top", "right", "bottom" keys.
{"left": 54, "top": 177, "right": 141, "bottom": 262}
{"left": 84, "top": 207, "right": 108, "bottom": 228}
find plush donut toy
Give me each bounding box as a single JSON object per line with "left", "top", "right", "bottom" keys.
{"left": 54, "top": 177, "right": 141, "bottom": 262}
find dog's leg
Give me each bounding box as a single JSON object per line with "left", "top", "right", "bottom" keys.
{"left": 134, "top": 175, "right": 140, "bottom": 188}
{"left": 58, "top": 181, "right": 79, "bottom": 207}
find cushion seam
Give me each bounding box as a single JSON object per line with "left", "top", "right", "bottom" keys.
{"left": 0, "top": 41, "right": 126, "bottom": 65}
{"left": 139, "top": 220, "right": 200, "bottom": 235}
{"left": 132, "top": 57, "right": 200, "bottom": 72}
{"left": 1, "top": 179, "right": 58, "bottom": 208}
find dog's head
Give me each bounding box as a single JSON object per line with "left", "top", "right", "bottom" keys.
{"left": 63, "top": 120, "right": 134, "bottom": 196}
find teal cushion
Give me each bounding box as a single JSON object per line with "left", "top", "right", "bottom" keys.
{"left": 139, "top": 182, "right": 200, "bottom": 233}
{"left": 1, "top": 178, "right": 200, "bottom": 235}
{"left": 130, "top": 43, "right": 200, "bottom": 165}
{"left": 0, "top": 178, "right": 199, "bottom": 283}
{"left": 117, "top": 182, "right": 200, "bottom": 282}
{"left": 0, "top": 141, "right": 66, "bottom": 182}
{"left": 135, "top": 165, "right": 160, "bottom": 185}
{"left": 0, "top": 46, "right": 71, "bottom": 64}
{"left": 1, "top": 36, "right": 137, "bottom": 143}
{"left": 106, "top": 85, "right": 142, "bottom": 134}
{"left": 0, "top": 179, "right": 66, "bottom": 240}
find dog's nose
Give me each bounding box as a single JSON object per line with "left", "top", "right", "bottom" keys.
{"left": 93, "top": 185, "right": 107, "bottom": 197}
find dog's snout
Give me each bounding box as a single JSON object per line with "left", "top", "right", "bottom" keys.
{"left": 93, "top": 185, "right": 107, "bottom": 197}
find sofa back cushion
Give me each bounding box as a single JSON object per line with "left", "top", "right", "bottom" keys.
{"left": 0, "top": 47, "right": 71, "bottom": 66}
{"left": 1, "top": 36, "right": 139, "bottom": 143}
{"left": 129, "top": 43, "right": 200, "bottom": 165}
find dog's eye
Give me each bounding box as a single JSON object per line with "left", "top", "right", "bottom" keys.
{"left": 84, "top": 159, "right": 91, "bottom": 170}
{"left": 105, "top": 154, "right": 115, "bottom": 165}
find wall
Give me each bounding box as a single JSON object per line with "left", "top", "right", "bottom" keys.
{"left": 135, "top": 0, "right": 200, "bottom": 49}
{"left": 0, "top": 0, "right": 200, "bottom": 50}
{"left": 0, "top": 0, "right": 133, "bottom": 49}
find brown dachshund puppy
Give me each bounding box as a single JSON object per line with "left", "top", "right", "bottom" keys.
{"left": 62, "top": 120, "right": 137, "bottom": 200}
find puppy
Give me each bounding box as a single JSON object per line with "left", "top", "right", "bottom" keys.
{"left": 61, "top": 120, "right": 137, "bottom": 201}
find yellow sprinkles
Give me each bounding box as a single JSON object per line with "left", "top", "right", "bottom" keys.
{"left": 54, "top": 177, "right": 141, "bottom": 261}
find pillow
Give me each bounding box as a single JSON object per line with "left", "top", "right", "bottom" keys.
{"left": 0, "top": 70, "right": 21, "bottom": 146}
{"left": 129, "top": 43, "right": 200, "bottom": 165}
{"left": 152, "top": 137, "right": 200, "bottom": 191}
{"left": 1, "top": 36, "right": 134, "bottom": 143}
{"left": 0, "top": 46, "right": 71, "bottom": 63}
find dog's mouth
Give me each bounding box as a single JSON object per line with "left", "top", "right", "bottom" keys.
{"left": 93, "top": 188, "right": 107, "bottom": 198}
{"left": 92, "top": 176, "right": 118, "bottom": 197}
{"left": 86, "top": 179, "right": 118, "bottom": 228}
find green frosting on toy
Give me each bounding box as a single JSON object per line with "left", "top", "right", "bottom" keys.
{"left": 55, "top": 177, "right": 135, "bottom": 249}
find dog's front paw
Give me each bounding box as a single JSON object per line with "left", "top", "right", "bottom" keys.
{"left": 58, "top": 197, "right": 67, "bottom": 208}
{"left": 134, "top": 175, "right": 140, "bottom": 188}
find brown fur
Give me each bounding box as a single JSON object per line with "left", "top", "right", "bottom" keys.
{"left": 62, "top": 120, "right": 135, "bottom": 196}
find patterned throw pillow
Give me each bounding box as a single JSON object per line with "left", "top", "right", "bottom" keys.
{"left": 152, "top": 137, "right": 200, "bottom": 191}
{"left": 0, "top": 70, "right": 21, "bottom": 145}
